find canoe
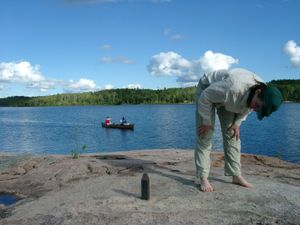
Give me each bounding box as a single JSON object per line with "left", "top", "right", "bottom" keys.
{"left": 101, "top": 122, "right": 134, "bottom": 130}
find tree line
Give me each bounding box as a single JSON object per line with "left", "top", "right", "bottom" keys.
{"left": 0, "top": 87, "right": 196, "bottom": 106}
{"left": 268, "top": 79, "right": 300, "bottom": 102}
{"left": 0, "top": 79, "right": 299, "bottom": 107}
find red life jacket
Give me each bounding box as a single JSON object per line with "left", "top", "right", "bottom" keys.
{"left": 105, "top": 118, "right": 111, "bottom": 125}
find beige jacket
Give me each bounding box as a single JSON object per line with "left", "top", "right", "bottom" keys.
{"left": 196, "top": 68, "right": 264, "bottom": 126}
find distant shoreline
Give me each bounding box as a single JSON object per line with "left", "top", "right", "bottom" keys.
{"left": 0, "top": 101, "right": 299, "bottom": 108}
{"left": 1, "top": 80, "right": 300, "bottom": 106}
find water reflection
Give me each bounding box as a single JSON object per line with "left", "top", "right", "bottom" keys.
{"left": 241, "top": 103, "right": 300, "bottom": 163}
{"left": 0, "top": 193, "right": 20, "bottom": 206}
{"left": 280, "top": 104, "right": 300, "bottom": 162}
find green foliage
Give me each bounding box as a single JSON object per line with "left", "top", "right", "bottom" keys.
{"left": 0, "top": 79, "right": 299, "bottom": 107}
{"left": 71, "top": 144, "right": 88, "bottom": 159}
{"left": 267, "top": 79, "right": 300, "bottom": 102}
{"left": 273, "top": 151, "right": 282, "bottom": 159}
{"left": 71, "top": 126, "right": 88, "bottom": 159}
{"left": 0, "top": 87, "right": 196, "bottom": 106}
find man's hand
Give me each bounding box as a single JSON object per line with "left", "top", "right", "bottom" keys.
{"left": 198, "top": 125, "right": 213, "bottom": 136}
{"left": 228, "top": 124, "right": 240, "bottom": 141}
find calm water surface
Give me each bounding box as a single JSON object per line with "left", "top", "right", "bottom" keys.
{"left": 0, "top": 104, "right": 299, "bottom": 163}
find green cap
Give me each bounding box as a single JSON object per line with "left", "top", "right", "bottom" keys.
{"left": 257, "top": 86, "right": 283, "bottom": 120}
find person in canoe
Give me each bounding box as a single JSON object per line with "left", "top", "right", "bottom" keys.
{"left": 102, "top": 116, "right": 134, "bottom": 130}
{"left": 120, "top": 116, "right": 127, "bottom": 125}
{"left": 105, "top": 116, "right": 112, "bottom": 125}
{"left": 195, "top": 68, "right": 283, "bottom": 192}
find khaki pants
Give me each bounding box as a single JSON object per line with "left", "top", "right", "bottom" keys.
{"left": 195, "top": 82, "right": 241, "bottom": 179}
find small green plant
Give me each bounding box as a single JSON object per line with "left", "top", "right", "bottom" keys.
{"left": 70, "top": 126, "right": 88, "bottom": 159}
{"left": 71, "top": 144, "right": 88, "bottom": 159}
{"left": 273, "top": 151, "right": 282, "bottom": 159}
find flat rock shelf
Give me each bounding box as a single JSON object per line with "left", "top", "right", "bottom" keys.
{"left": 0, "top": 149, "right": 299, "bottom": 225}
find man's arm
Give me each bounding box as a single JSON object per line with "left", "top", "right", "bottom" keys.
{"left": 197, "top": 81, "right": 229, "bottom": 125}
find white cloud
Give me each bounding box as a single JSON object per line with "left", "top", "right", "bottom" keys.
{"left": 198, "top": 50, "right": 239, "bottom": 73}
{"left": 163, "top": 28, "right": 185, "bottom": 41}
{"left": 163, "top": 28, "right": 172, "bottom": 36}
{"left": 0, "top": 60, "right": 101, "bottom": 95}
{"left": 148, "top": 51, "right": 191, "bottom": 76}
{"left": 104, "top": 84, "right": 141, "bottom": 90}
{"left": 283, "top": 40, "right": 300, "bottom": 67}
{"left": 170, "top": 34, "right": 185, "bottom": 41}
{"left": 0, "top": 61, "right": 59, "bottom": 92}
{"left": 101, "top": 44, "right": 112, "bottom": 50}
{"left": 148, "top": 50, "right": 239, "bottom": 85}
{"left": 27, "top": 79, "right": 57, "bottom": 92}
{"left": 127, "top": 84, "right": 141, "bottom": 89}
{"left": 65, "top": 79, "right": 97, "bottom": 92}
{"left": 100, "top": 56, "right": 135, "bottom": 64}
{"left": 104, "top": 84, "right": 114, "bottom": 90}
{"left": 100, "top": 57, "right": 113, "bottom": 64}
{"left": 0, "top": 61, "right": 43, "bottom": 83}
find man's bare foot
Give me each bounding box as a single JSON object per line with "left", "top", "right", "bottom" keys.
{"left": 200, "top": 178, "right": 214, "bottom": 192}
{"left": 232, "top": 175, "right": 253, "bottom": 188}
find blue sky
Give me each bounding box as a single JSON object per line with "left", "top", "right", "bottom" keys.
{"left": 0, "top": 0, "right": 299, "bottom": 97}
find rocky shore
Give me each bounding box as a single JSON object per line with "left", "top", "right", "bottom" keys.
{"left": 0, "top": 149, "right": 299, "bottom": 225}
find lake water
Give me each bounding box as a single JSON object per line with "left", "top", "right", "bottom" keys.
{"left": 0, "top": 104, "right": 299, "bottom": 164}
